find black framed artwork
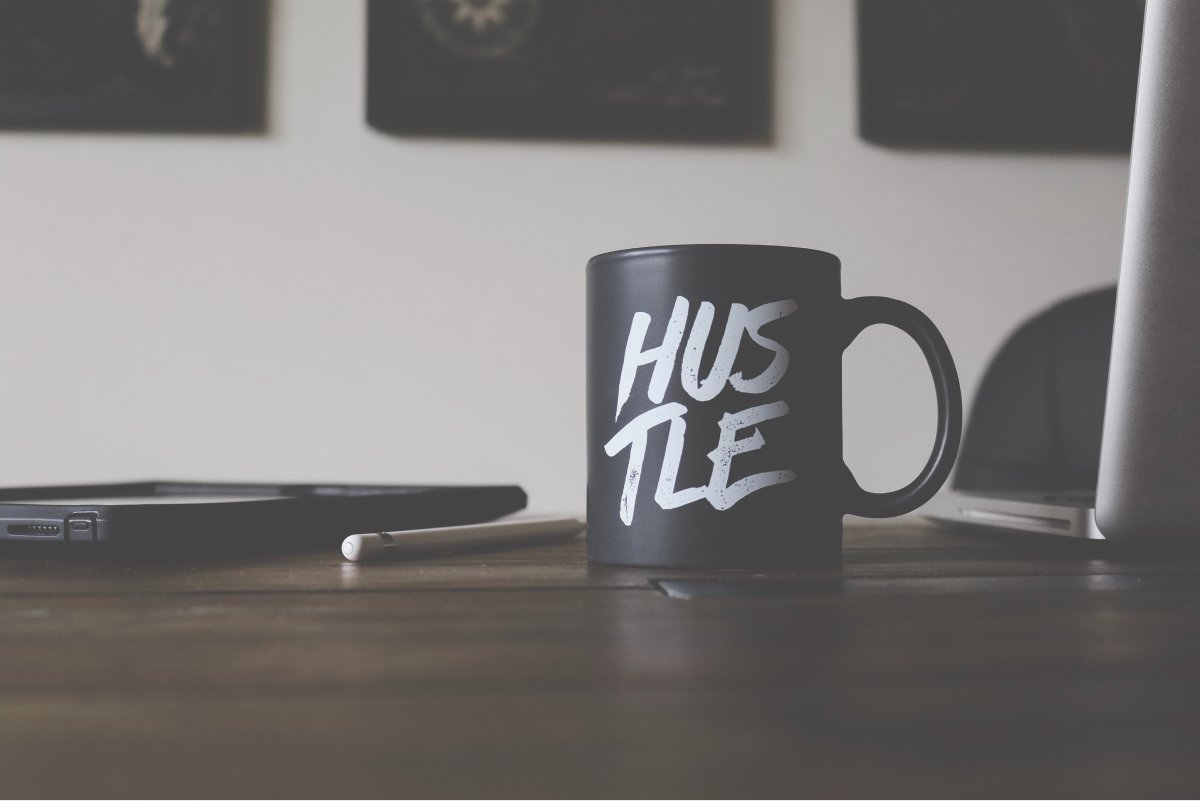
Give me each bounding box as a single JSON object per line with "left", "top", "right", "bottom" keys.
{"left": 367, "top": 0, "right": 771, "bottom": 142}
{"left": 859, "top": 0, "right": 1145, "bottom": 150}
{"left": 0, "top": 0, "right": 265, "bottom": 132}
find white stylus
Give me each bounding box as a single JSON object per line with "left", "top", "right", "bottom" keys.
{"left": 340, "top": 515, "right": 585, "bottom": 562}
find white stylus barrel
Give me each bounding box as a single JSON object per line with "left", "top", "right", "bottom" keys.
{"left": 341, "top": 516, "right": 586, "bottom": 562}
{"left": 341, "top": 534, "right": 388, "bottom": 561}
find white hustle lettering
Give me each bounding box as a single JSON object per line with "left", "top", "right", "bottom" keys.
{"left": 614, "top": 296, "right": 690, "bottom": 421}
{"left": 680, "top": 302, "right": 748, "bottom": 402}
{"left": 604, "top": 295, "right": 799, "bottom": 525}
{"left": 604, "top": 402, "right": 688, "bottom": 525}
{"left": 730, "top": 299, "right": 798, "bottom": 394}
{"left": 706, "top": 401, "right": 797, "bottom": 509}
{"left": 655, "top": 410, "right": 708, "bottom": 511}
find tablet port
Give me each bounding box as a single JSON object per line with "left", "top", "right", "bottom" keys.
{"left": 66, "top": 514, "right": 96, "bottom": 543}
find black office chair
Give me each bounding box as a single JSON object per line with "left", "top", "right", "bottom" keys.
{"left": 953, "top": 286, "right": 1117, "bottom": 494}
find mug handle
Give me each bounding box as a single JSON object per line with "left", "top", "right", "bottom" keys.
{"left": 841, "top": 296, "right": 963, "bottom": 518}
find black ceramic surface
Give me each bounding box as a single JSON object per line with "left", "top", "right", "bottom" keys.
{"left": 586, "top": 245, "right": 961, "bottom": 569}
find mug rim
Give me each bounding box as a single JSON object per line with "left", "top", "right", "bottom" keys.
{"left": 588, "top": 244, "right": 839, "bottom": 268}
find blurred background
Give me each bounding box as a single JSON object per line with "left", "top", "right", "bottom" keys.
{"left": 0, "top": 0, "right": 1135, "bottom": 512}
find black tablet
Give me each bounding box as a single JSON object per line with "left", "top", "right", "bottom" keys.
{"left": 0, "top": 481, "right": 527, "bottom": 556}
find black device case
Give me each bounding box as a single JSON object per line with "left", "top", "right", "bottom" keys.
{"left": 0, "top": 481, "right": 527, "bottom": 556}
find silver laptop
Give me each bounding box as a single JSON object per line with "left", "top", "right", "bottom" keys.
{"left": 926, "top": 0, "right": 1200, "bottom": 546}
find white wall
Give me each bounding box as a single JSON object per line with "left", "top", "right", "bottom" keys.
{"left": 0, "top": 0, "right": 1129, "bottom": 512}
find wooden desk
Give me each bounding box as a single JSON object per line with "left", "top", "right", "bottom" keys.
{"left": 1, "top": 525, "right": 1198, "bottom": 798}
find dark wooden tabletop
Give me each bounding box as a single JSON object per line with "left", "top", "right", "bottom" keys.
{"left": 2, "top": 523, "right": 1199, "bottom": 798}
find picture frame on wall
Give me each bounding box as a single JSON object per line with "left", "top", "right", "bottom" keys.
{"left": 366, "top": 0, "right": 771, "bottom": 143}
{"left": 0, "top": 0, "right": 266, "bottom": 132}
{"left": 858, "top": 0, "right": 1145, "bottom": 150}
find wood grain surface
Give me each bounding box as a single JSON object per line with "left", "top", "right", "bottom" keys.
{"left": 1, "top": 524, "right": 1198, "bottom": 798}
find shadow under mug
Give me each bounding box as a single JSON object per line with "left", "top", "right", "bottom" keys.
{"left": 586, "top": 244, "right": 962, "bottom": 570}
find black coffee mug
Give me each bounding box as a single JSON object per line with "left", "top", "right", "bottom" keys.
{"left": 586, "top": 245, "right": 962, "bottom": 569}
